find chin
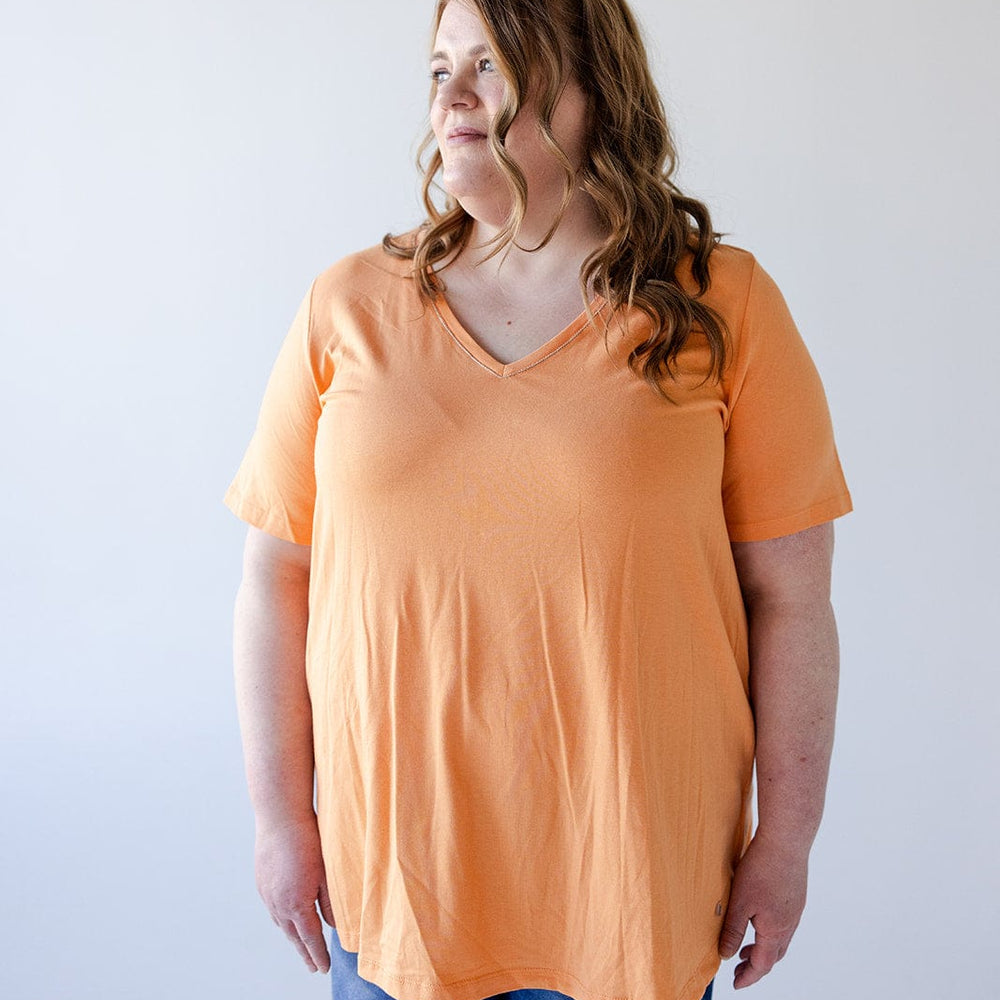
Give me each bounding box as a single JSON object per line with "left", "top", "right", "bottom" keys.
{"left": 437, "top": 167, "right": 507, "bottom": 217}
{"left": 441, "top": 173, "right": 490, "bottom": 202}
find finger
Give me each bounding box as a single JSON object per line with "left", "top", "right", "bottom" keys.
{"left": 747, "top": 933, "right": 783, "bottom": 975}
{"left": 318, "top": 880, "right": 336, "bottom": 927}
{"left": 734, "top": 960, "right": 768, "bottom": 990}
{"left": 296, "top": 908, "right": 332, "bottom": 974}
{"left": 732, "top": 958, "right": 751, "bottom": 989}
{"left": 280, "top": 918, "right": 319, "bottom": 973}
{"left": 732, "top": 937, "right": 783, "bottom": 990}
{"left": 719, "top": 904, "right": 750, "bottom": 959}
{"left": 733, "top": 957, "right": 762, "bottom": 990}
{"left": 733, "top": 950, "right": 771, "bottom": 990}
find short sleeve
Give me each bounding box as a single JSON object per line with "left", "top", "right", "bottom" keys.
{"left": 223, "top": 281, "right": 324, "bottom": 545}
{"left": 722, "top": 259, "right": 853, "bottom": 542}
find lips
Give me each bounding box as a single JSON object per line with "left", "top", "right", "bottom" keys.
{"left": 447, "top": 126, "right": 486, "bottom": 140}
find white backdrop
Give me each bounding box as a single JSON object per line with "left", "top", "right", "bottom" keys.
{"left": 2, "top": 1, "right": 997, "bottom": 997}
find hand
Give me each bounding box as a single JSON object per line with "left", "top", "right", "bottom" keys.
{"left": 254, "top": 815, "right": 335, "bottom": 973}
{"left": 718, "top": 834, "right": 808, "bottom": 989}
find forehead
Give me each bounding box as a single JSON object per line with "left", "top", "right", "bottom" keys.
{"left": 433, "top": 0, "right": 489, "bottom": 50}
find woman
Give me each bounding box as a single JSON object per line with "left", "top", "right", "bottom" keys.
{"left": 225, "top": 2, "right": 852, "bottom": 999}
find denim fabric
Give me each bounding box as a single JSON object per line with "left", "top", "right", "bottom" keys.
{"left": 329, "top": 930, "right": 713, "bottom": 1000}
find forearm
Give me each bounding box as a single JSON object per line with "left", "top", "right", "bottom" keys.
{"left": 721, "top": 524, "right": 841, "bottom": 981}
{"left": 233, "top": 564, "right": 315, "bottom": 829}
{"left": 747, "top": 597, "right": 840, "bottom": 856}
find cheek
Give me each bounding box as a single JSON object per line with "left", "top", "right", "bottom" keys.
{"left": 430, "top": 105, "right": 445, "bottom": 135}
{"left": 505, "top": 99, "right": 585, "bottom": 170}
{"left": 505, "top": 115, "right": 543, "bottom": 161}
{"left": 551, "top": 98, "right": 587, "bottom": 160}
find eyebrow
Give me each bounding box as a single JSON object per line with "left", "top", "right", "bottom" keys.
{"left": 430, "top": 43, "right": 491, "bottom": 62}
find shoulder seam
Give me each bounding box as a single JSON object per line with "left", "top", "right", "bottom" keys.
{"left": 722, "top": 256, "right": 759, "bottom": 429}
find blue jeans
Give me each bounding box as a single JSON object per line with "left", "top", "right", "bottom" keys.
{"left": 329, "top": 930, "right": 713, "bottom": 1000}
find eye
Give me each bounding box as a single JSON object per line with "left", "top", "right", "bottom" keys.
{"left": 429, "top": 56, "right": 496, "bottom": 85}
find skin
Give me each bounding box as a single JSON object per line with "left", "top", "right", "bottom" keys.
{"left": 429, "top": 0, "right": 608, "bottom": 295}
{"left": 722, "top": 522, "right": 839, "bottom": 988}
{"left": 233, "top": 529, "right": 331, "bottom": 973}
{"left": 232, "top": 0, "right": 842, "bottom": 988}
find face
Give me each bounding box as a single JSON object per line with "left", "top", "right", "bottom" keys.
{"left": 429, "top": 0, "right": 589, "bottom": 213}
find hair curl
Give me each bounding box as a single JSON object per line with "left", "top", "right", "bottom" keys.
{"left": 383, "top": 0, "right": 729, "bottom": 399}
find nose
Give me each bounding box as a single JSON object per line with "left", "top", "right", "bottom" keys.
{"left": 435, "top": 73, "right": 478, "bottom": 111}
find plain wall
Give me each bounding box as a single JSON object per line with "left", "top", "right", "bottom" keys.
{"left": 2, "top": 1, "right": 997, "bottom": 997}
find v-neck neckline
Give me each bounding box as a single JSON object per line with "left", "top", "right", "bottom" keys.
{"left": 430, "top": 289, "right": 607, "bottom": 379}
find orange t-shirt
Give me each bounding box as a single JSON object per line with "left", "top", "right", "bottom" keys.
{"left": 224, "top": 241, "right": 852, "bottom": 1000}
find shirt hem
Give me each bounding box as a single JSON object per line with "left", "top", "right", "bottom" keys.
{"left": 337, "top": 937, "right": 721, "bottom": 1000}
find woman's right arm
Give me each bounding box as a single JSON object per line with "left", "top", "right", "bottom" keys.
{"left": 233, "top": 525, "right": 333, "bottom": 974}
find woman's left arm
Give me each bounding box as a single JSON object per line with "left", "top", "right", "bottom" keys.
{"left": 719, "top": 521, "right": 840, "bottom": 989}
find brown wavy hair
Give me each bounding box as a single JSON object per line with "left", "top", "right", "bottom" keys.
{"left": 382, "top": 0, "right": 729, "bottom": 398}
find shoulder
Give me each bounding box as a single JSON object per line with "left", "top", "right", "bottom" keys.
{"left": 701, "top": 243, "right": 758, "bottom": 313}
{"left": 311, "top": 240, "right": 415, "bottom": 308}
{"left": 671, "top": 242, "right": 758, "bottom": 324}
{"left": 296, "top": 236, "right": 423, "bottom": 363}
{"left": 679, "top": 243, "right": 795, "bottom": 339}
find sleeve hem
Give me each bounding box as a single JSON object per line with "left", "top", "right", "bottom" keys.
{"left": 726, "top": 492, "right": 853, "bottom": 543}
{"left": 222, "top": 485, "right": 313, "bottom": 546}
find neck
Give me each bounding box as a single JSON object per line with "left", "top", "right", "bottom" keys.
{"left": 457, "top": 191, "right": 609, "bottom": 292}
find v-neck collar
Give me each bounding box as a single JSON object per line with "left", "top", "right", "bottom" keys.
{"left": 430, "top": 290, "right": 608, "bottom": 379}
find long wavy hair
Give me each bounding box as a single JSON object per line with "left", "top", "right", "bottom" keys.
{"left": 382, "top": 0, "right": 729, "bottom": 398}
